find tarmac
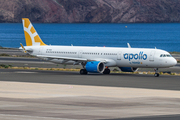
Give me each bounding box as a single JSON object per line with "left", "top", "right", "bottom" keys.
{"left": 0, "top": 49, "right": 180, "bottom": 120}
{"left": 0, "top": 68, "right": 180, "bottom": 90}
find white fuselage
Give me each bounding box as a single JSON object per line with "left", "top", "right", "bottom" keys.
{"left": 24, "top": 45, "right": 177, "bottom": 68}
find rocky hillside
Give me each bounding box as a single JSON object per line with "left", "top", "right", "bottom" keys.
{"left": 1, "top": 0, "right": 180, "bottom": 23}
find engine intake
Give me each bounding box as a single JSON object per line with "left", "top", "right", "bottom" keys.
{"left": 85, "top": 61, "right": 105, "bottom": 73}
{"left": 119, "top": 67, "right": 138, "bottom": 72}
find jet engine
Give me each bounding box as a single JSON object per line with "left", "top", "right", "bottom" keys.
{"left": 119, "top": 67, "right": 138, "bottom": 72}
{"left": 85, "top": 61, "right": 105, "bottom": 73}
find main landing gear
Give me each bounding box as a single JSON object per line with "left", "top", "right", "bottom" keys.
{"left": 103, "top": 68, "right": 110, "bottom": 74}
{"left": 80, "top": 63, "right": 87, "bottom": 75}
{"left": 154, "top": 68, "right": 159, "bottom": 77}
{"left": 80, "top": 69, "right": 87, "bottom": 75}
{"left": 80, "top": 68, "right": 111, "bottom": 75}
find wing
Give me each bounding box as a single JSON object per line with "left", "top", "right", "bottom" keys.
{"left": 36, "top": 55, "right": 116, "bottom": 66}
{"left": 37, "top": 55, "right": 91, "bottom": 62}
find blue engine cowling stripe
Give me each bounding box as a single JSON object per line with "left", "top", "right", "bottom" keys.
{"left": 86, "top": 61, "right": 104, "bottom": 73}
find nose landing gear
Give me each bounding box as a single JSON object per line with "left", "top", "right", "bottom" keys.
{"left": 154, "top": 68, "right": 159, "bottom": 77}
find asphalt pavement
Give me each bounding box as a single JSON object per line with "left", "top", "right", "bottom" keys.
{"left": 1, "top": 49, "right": 180, "bottom": 120}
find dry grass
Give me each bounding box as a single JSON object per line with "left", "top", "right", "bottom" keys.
{"left": 10, "top": 67, "right": 80, "bottom": 72}
{"left": 0, "top": 65, "right": 179, "bottom": 76}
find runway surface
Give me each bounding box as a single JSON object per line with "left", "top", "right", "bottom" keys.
{"left": 1, "top": 50, "right": 180, "bottom": 119}
{"left": 0, "top": 68, "right": 180, "bottom": 119}
{"left": 0, "top": 68, "right": 180, "bottom": 91}
{"left": 1, "top": 79, "right": 180, "bottom": 120}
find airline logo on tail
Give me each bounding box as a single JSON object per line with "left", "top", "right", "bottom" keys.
{"left": 22, "top": 18, "right": 46, "bottom": 46}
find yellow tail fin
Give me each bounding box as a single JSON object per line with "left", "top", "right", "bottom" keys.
{"left": 22, "top": 18, "right": 46, "bottom": 46}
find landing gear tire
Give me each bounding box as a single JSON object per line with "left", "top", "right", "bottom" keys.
{"left": 154, "top": 73, "right": 159, "bottom": 77}
{"left": 103, "top": 69, "right": 110, "bottom": 74}
{"left": 154, "top": 68, "right": 159, "bottom": 77}
{"left": 80, "top": 69, "right": 87, "bottom": 75}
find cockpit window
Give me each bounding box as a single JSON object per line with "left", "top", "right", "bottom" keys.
{"left": 160, "top": 54, "right": 172, "bottom": 57}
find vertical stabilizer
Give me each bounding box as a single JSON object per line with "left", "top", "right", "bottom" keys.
{"left": 22, "top": 18, "right": 46, "bottom": 46}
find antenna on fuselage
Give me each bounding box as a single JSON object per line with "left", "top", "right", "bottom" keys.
{"left": 127, "top": 43, "right": 131, "bottom": 48}
{"left": 71, "top": 44, "right": 73, "bottom": 46}
{"left": 155, "top": 47, "right": 157, "bottom": 49}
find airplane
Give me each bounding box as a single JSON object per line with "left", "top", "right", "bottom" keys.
{"left": 19, "top": 18, "right": 177, "bottom": 77}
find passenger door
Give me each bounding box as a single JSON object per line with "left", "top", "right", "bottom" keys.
{"left": 149, "top": 51, "right": 155, "bottom": 61}
{"left": 78, "top": 50, "right": 83, "bottom": 58}
{"left": 117, "top": 51, "right": 121, "bottom": 60}
{"left": 39, "top": 47, "right": 43, "bottom": 55}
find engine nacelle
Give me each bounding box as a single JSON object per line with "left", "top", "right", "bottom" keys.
{"left": 119, "top": 67, "right": 138, "bottom": 72}
{"left": 85, "top": 61, "right": 105, "bottom": 73}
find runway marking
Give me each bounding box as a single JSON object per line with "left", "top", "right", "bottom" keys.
{"left": 0, "top": 72, "right": 11, "bottom": 74}
{"left": 0, "top": 71, "right": 37, "bottom": 74}
{"left": 14, "top": 71, "right": 37, "bottom": 74}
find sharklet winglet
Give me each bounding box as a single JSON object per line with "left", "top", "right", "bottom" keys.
{"left": 20, "top": 43, "right": 27, "bottom": 53}
{"left": 127, "top": 43, "right": 131, "bottom": 48}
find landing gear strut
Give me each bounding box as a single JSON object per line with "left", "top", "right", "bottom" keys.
{"left": 154, "top": 68, "right": 159, "bottom": 77}
{"left": 80, "top": 69, "right": 87, "bottom": 75}
{"left": 103, "top": 68, "right": 110, "bottom": 74}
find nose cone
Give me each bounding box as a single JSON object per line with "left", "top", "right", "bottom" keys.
{"left": 171, "top": 58, "right": 177, "bottom": 66}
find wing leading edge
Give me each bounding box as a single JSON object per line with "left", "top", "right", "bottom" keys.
{"left": 37, "top": 55, "right": 89, "bottom": 62}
